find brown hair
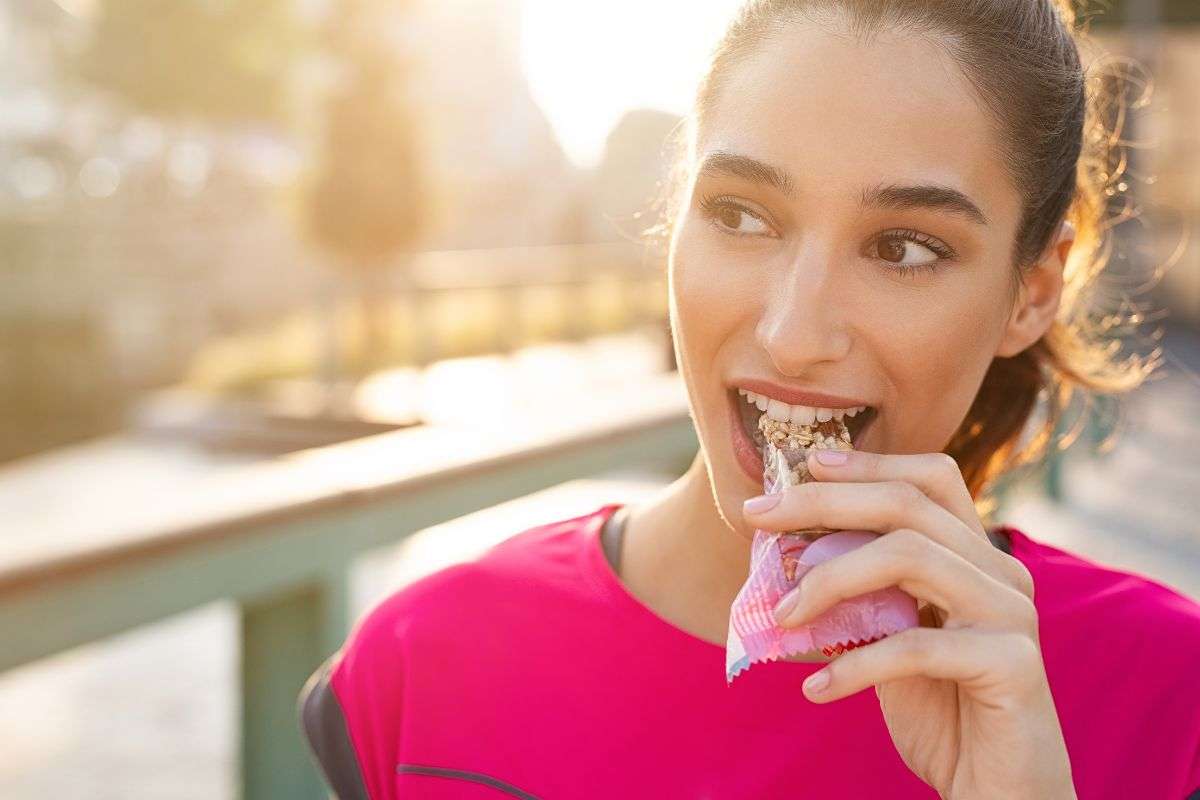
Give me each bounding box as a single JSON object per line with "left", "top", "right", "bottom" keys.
{"left": 646, "top": 0, "right": 1162, "bottom": 511}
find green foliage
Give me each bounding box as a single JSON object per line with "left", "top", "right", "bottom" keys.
{"left": 304, "top": 3, "right": 426, "bottom": 266}
{"left": 305, "top": 58, "right": 425, "bottom": 265}
{"left": 73, "top": 0, "right": 305, "bottom": 124}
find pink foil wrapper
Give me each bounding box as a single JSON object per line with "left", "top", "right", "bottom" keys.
{"left": 725, "top": 439, "right": 919, "bottom": 682}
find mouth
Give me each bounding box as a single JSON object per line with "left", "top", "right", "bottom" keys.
{"left": 727, "top": 387, "right": 878, "bottom": 482}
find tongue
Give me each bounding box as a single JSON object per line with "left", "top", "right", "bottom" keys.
{"left": 844, "top": 407, "right": 874, "bottom": 447}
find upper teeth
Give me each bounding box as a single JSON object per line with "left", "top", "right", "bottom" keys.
{"left": 738, "top": 389, "right": 868, "bottom": 425}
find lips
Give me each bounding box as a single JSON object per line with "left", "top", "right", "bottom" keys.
{"left": 733, "top": 379, "right": 872, "bottom": 410}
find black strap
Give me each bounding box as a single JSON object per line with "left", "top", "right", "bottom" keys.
{"left": 600, "top": 505, "right": 629, "bottom": 573}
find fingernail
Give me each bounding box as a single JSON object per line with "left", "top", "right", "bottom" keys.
{"left": 743, "top": 493, "right": 782, "bottom": 514}
{"left": 814, "top": 449, "right": 849, "bottom": 466}
{"left": 773, "top": 587, "right": 802, "bottom": 623}
{"left": 803, "top": 669, "right": 830, "bottom": 696}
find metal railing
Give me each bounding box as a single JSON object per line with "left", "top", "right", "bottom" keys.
{"left": 0, "top": 375, "right": 696, "bottom": 799}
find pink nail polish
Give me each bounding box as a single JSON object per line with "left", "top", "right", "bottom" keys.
{"left": 815, "top": 449, "right": 849, "bottom": 466}
{"left": 743, "top": 493, "right": 782, "bottom": 514}
{"left": 804, "top": 669, "right": 830, "bottom": 696}
{"left": 773, "top": 588, "right": 801, "bottom": 622}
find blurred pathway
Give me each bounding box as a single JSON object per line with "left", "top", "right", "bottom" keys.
{"left": 1003, "top": 324, "right": 1200, "bottom": 597}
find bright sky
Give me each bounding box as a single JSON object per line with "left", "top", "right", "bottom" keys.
{"left": 520, "top": 0, "right": 744, "bottom": 168}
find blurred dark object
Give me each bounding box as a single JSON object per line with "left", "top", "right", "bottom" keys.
{"left": 131, "top": 388, "right": 411, "bottom": 455}
{"left": 589, "top": 108, "right": 681, "bottom": 243}
{"left": 1074, "top": 0, "right": 1200, "bottom": 25}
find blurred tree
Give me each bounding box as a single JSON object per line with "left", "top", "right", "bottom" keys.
{"left": 305, "top": 0, "right": 426, "bottom": 398}
{"left": 72, "top": 0, "right": 303, "bottom": 124}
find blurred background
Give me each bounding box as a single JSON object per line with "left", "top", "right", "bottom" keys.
{"left": 0, "top": 1, "right": 1196, "bottom": 797}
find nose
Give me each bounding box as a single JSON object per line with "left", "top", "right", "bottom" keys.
{"left": 755, "top": 248, "right": 853, "bottom": 375}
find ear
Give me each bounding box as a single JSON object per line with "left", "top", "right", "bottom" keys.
{"left": 995, "top": 220, "right": 1074, "bottom": 358}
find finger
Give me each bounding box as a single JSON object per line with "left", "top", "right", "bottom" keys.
{"left": 745, "top": 481, "right": 1032, "bottom": 597}
{"left": 800, "top": 626, "right": 1044, "bottom": 703}
{"left": 773, "top": 528, "right": 1035, "bottom": 630}
{"left": 806, "top": 450, "right": 984, "bottom": 535}
{"left": 802, "top": 451, "right": 1034, "bottom": 598}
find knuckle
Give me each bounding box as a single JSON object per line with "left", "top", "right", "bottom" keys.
{"left": 930, "top": 452, "right": 962, "bottom": 481}
{"left": 886, "top": 480, "right": 925, "bottom": 511}
{"left": 779, "top": 483, "right": 812, "bottom": 513}
{"left": 779, "top": 482, "right": 803, "bottom": 501}
{"left": 791, "top": 482, "right": 826, "bottom": 519}
{"left": 892, "top": 626, "right": 937, "bottom": 664}
{"left": 1002, "top": 632, "right": 1042, "bottom": 672}
{"left": 886, "top": 528, "right": 929, "bottom": 566}
{"left": 789, "top": 480, "right": 819, "bottom": 504}
{"left": 1008, "top": 558, "right": 1036, "bottom": 599}
{"left": 1007, "top": 590, "right": 1039, "bottom": 631}
{"left": 861, "top": 451, "right": 885, "bottom": 480}
{"left": 801, "top": 562, "right": 834, "bottom": 598}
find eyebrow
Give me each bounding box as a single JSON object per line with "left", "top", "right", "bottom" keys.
{"left": 697, "top": 150, "right": 990, "bottom": 226}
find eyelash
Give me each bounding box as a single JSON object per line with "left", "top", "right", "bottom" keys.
{"left": 696, "top": 193, "right": 957, "bottom": 276}
{"left": 878, "top": 228, "right": 957, "bottom": 277}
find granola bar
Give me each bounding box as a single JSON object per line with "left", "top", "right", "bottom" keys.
{"left": 758, "top": 414, "right": 853, "bottom": 488}
{"left": 758, "top": 413, "right": 854, "bottom": 580}
{"left": 726, "top": 411, "right": 919, "bottom": 682}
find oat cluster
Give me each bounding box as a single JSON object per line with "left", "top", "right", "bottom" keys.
{"left": 759, "top": 413, "right": 854, "bottom": 492}
{"left": 757, "top": 414, "right": 853, "bottom": 452}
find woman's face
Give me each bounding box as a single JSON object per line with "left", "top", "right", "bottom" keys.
{"left": 670, "top": 19, "right": 1031, "bottom": 538}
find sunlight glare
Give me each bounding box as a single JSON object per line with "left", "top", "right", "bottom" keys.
{"left": 520, "top": 0, "right": 743, "bottom": 168}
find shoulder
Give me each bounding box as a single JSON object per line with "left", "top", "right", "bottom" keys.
{"left": 336, "top": 503, "right": 616, "bottom": 672}
{"left": 1003, "top": 525, "right": 1200, "bottom": 676}
{"left": 1001, "top": 528, "right": 1200, "bottom": 795}
{"left": 1003, "top": 526, "right": 1200, "bottom": 641}
{"left": 297, "top": 504, "right": 617, "bottom": 798}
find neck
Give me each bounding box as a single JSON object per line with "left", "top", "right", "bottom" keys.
{"left": 620, "top": 452, "right": 753, "bottom": 646}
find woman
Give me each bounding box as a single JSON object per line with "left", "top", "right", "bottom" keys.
{"left": 299, "top": 2, "right": 1200, "bottom": 797}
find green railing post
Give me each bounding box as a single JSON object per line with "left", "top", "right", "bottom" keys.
{"left": 240, "top": 567, "right": 349, "bottom": 800}
{"left": 1043, "top": 448, "right": 1064, "bottom": 503}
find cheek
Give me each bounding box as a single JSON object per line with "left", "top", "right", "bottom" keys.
{"left": 872, "top": 275, "right": 1011, "bottom": 451}
{"left": 669, "top": 225, "right": 757, "bottom": 366}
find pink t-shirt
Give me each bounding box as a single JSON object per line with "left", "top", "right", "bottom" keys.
{"left": 303, "top": 504, "right": 1200, "bottom": 799}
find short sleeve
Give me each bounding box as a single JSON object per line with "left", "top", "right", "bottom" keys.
{"left": 298, "top": 655, "right": 371, "bottom": 799}
{"left": 297, "top": 589, "right": 415, "bottom": 800}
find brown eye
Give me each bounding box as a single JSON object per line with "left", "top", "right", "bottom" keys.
{"left": 717, "top": 206, "right": 743, "bottom": 229}
{"left": 876, "top": 238, "right": 907, "bottom": 263}
{"left": 697, "top": 194, "right": 773, "bottom": 237}
{"left": 871, "top": 230, "right": 951, "bottom": 269}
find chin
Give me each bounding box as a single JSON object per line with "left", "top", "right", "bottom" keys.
{"left": 700, "top": 458, "right": 762, "bottom": 544}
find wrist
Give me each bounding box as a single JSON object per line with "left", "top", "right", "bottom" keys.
{"left": 944, "top": 774, "right": 1075, "bottom": 800}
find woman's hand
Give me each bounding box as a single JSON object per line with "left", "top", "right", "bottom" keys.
{"left": 741, "top": 449, "right": 1076, "bottom": 800}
